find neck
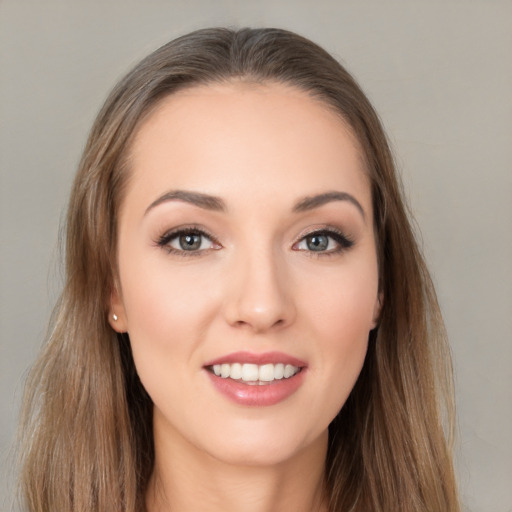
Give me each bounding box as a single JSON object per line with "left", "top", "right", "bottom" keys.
{"left": 146, "top": 419, "right": 329, "bottom": 512}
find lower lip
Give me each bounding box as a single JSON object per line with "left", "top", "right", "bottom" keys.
{"left": 205, "top": 370, "right": 306, "bottom": 406}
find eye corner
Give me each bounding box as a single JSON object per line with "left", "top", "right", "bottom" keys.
{"left": 293, "top": 227, "right": 355, "bottom": 255}
{"left": 155, "top": 225, "right": 222, "bottom": 256}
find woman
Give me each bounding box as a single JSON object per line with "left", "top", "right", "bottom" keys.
{"left": 18, "top": 28, "right": 460, "bottom": 511}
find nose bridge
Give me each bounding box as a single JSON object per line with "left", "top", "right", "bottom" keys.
{"left": 224, "top": 240, "right": 294, "bottom": 332}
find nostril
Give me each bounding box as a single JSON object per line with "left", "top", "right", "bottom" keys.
{"left": 231, "top": 317, "right": 286, "bottom": 331}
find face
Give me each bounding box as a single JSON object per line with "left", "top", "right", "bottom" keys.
{"left": 110, "top": 82, "right": 381, "bottom": 467}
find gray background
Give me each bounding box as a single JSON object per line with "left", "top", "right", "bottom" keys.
{"left": 1, "top": 1, "right": 511, "bottom": 511}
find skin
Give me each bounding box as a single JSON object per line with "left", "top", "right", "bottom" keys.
{"left": 110, "top": 82, "right": 381, "bottom": 512}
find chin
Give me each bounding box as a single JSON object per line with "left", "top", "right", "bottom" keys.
{"left": 197, "top": 424, "right": 327, "bottom": 468}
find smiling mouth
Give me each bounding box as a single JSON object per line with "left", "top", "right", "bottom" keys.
{"left": 206, "top": 363, "right": 302, "bottom": 385}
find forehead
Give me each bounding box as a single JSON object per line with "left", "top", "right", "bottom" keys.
{"left": 125, "top": 81, "right": 371, "bottom": 213}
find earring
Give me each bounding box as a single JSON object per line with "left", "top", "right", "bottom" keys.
{"left": 112, "top": 313, "right": 118, "bottom": 321}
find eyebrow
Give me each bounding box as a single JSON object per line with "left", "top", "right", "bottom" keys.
{"left": 145, "top": 190, "right": 227, "bottom": 215}
{"left": 145, "top": 189, "right": 365, "bottom": 220}
{"left": 293, "top": 191, "right": 366, "bottom": 220}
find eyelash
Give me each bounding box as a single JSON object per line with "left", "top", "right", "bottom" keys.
{"left": 156, "top": 226, "right": 221, "bottom": 257}
{"left": 294, "top": 228, "right": 355, "bottom": 257}
{"left": 155, "top": 226, "right": 354, "bottom": 257}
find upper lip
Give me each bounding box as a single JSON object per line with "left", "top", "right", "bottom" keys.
{"left": 203, "top": 351, "right": 307, "bottom": 368}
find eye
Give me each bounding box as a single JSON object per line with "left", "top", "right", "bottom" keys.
{"left": 157, "top": 228, "right": 220, "bottom": 255}
{"left": 294, "top": 229, "right": 354, "bottom": 254}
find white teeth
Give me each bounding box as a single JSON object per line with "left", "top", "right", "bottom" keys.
{"left": 241, "top": 364, "right": 259, "bottom": 381}
{"left": 230, "top": 362, "right": 242, "bottom": 380}
{"left": 220, "top": 363, "right": 230, "bottom": 378}
{"left": 259, "top": 364, "right": 274, "bottom": 382}
{"left": 210, "top": 362, "right": 300, "bottom": 382}
{"left": 284, "top": 364, "right": 296, "bottom": 378}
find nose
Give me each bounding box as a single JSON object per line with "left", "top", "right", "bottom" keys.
{"left": 223, "top": 248, "right": 296, "bottom": 333}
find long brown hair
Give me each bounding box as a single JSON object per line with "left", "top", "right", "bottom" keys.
{"left": 18, "top": 28, "right": 459, "bottom": 511}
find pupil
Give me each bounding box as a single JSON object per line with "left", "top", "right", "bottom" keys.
{"left": 180, "top": 233, "right": 201, "bottom": 250}
{"left": 307, "top": 234, "right": 328, "bottom": 251}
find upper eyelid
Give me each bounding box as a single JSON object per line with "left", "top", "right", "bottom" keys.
{"left": 157, "top": 226, "right": 220, "bottom": 248}
{"left": 295, "top": 225, "right": 351, "bottom": 241}
{"left": 155, "top": 224, "right": 353, "bottom": 249}
{"left": 155, "top": 228, "right": 221, "bottom": 258}
{"left": 160, "top": 225, "right": 216, "bottom": 239}
{"left": 293, "top": 227, "right": 355, "bottom": 250}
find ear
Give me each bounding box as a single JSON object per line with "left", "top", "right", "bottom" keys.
{"left": 108, "top": 285, "right": 128, "bottom": 333}
{"left": 370, "top": 291, "right": 383, "bottom": 329}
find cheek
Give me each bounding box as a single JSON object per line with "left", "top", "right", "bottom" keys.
{"left": 122, "top": 244, "right": 218, "bottom": 322}
{"left": 305, "top": 256, "right": 379, "bottom": 340}
{"left": 312, "top": 289, "right": 372, "bottom": 376}
{"left": 118, "top": 259, "right": 219, "bottom": 378}
{"left": 301, "top": 260, "right": 378, "bottom": 412}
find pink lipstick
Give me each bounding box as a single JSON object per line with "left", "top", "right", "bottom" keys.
{"left": 203, "top": 351, "right": 307, "bottom": 406}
